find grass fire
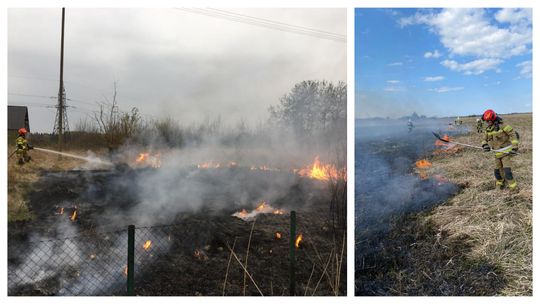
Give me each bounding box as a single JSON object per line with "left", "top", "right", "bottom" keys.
{"left": 355, "top": 114, "right": 532, "bottom": 296}
{"left": 8, "top": 82, "right": 347, "bottom": 298}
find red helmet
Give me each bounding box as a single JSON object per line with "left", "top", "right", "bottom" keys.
{"left": 482, "top": 109, "right": 497, "bottom": 121}
{"left": 18, "top": 128, "right": 28, "bottom": 135}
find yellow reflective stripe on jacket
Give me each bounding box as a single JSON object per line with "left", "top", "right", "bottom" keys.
{"left": 16, "top": 136, "right": 27, "bottom": 151}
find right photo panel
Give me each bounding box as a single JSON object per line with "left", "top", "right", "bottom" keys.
{"left": 355, "top": 8, "right": 532, "bottom": 296}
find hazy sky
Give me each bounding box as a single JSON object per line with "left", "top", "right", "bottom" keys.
{"left": 8, "top": 8, "right": 346, "bottom": 132}
{"left": 355, "top": 8, "right": 532, "bottom": 119}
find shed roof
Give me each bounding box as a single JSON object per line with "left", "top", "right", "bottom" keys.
{"left": 8, "top": 106, "right": 30, "bottom": 132}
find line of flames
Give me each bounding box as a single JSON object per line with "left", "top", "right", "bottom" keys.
{"left": 197, "top": 156, "right": 345, "bottom": 182}
{"left": 134, "top": 151, "right": 345, "bottom": 182}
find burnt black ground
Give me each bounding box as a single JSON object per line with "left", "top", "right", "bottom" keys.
{"left": 8, "top": 166, "right": 346, "bottom": 296}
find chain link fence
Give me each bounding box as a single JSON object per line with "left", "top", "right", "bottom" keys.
{"left": 8, "top": 211, "right": 345, "bottom": 296}
{"left": 8, "top": 229, "right": 127, "bottom": 296}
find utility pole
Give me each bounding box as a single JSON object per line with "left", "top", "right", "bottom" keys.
{"left": 53, "top": 7, "right": 69, "bottom": 157}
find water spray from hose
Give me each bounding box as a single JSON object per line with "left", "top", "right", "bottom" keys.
{"left": 33, "top": 147, "right": 113, "bottom": 166}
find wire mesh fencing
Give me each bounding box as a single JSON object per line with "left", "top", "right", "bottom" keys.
{"left": 8, "top": 229, "right": 127, "bottom": 296}
{"left": 8, "top": 210, "right": 345, "bottom": 296}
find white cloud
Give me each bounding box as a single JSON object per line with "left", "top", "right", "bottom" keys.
{"left": 495, "top": 8, "right": 532, "bottom": 26}
{"left": 440, "top": 58, "right": 502, "bottom": 75}
{"left": 428, "top": 86, "right": 464, "bottom": 93}
{"left": 423, "top": 76, "right": 444, "bottom": 82}
{"left": 386, "top": 80, "right": 400, "bottom": 84}
{"left": 516, "top": 60, "right": 532, "bottom": 79}
{"left": 424, "top": 50, "right": 441, "bottom": 58}
{"left": 387, "top": 62, "right": 403, "bottom": 66}
{"left": 400, "top": 9, "right": 531, "bottom": 59}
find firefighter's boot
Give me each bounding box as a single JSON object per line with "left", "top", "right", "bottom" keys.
{"left": 504, "top": 168, "right": 518, "bottom": 191}
{"left": 494, "top": 169, "right": 505, "bottom": 190}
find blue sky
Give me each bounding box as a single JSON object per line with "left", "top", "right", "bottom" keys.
{"left": 355, "top": 8, "right": 532, "bottom": 119}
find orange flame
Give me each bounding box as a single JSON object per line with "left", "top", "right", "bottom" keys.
{"left": 415, "top": 159, "right": 432, "bottom": 169}
{"left": 255, "top": 201, "right": 268, "bottom": 212}
{"left": 415, "top": 159, "right": 432, "bottom": 180}
{"left": 70, "top": 210, "right": 77, "bottom": 221}
{"left": 135, "top": 152, "right": 161, "bottom": 168}
{"left": 57, "top": 207, "right": 64, "bottom": 215}
{"left": 435, "top": 134, "right": 451, "bottom": 146}
{"left": 235, "top": 209, "right": 249, "bottom": 218}
{"left": 143, "top": 240, "right": 152, "bottom": 250}
{"left": 297, "top": 156, "right": 341, "bottom": 181}
{"left": 233, "top": 202, "right": 287, "bottom": 221}
{"left": 434, "top": 135, "right": 461, "bottom": 154}
{"left": 136, "top": 153, "right": 149, "bottom": 162}
{"left": 275, "top": 232, "right": 282, "bottom": 240}
{"left": 123, "top": 265, "right": 128, "bottom": 277}
{"left": 295, "top": 234, "right": 303, "bottom": 248}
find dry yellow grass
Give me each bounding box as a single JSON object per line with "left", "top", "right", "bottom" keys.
{"left": 426, "top": 113, "right": 532, "bottom": 295}
{"left": 7, "top": 147, "right": 93, "bottom": 222}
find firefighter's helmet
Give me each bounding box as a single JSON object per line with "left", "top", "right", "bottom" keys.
{"left": 18, "top": 128, "right": 28, "bottom": 136}
{"left": 482, "top": 109, "right": 497, "bottom": 121}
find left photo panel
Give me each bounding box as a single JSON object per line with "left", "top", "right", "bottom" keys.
{"left": 7, "top": 8, "right": 347, "bottom": 296}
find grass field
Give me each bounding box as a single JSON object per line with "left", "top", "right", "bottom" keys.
{"left": 429, "top": 113, "right": 532, "bottom": 295}
{"left": 381, "top": 113, "right": 532, "bottom": 295}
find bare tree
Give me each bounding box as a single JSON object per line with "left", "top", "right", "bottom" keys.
{"left": 94, "top": 81, "right": 142, "bottom": 150}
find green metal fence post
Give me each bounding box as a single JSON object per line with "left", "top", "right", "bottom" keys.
{"left": 127, "top": 225, "right": 135, "bottom": 296}
{"left": 289, "top": 211, "right": 296, "bottom": 296}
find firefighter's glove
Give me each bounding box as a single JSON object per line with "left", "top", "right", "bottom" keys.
{"left": 511, "top": 147, "right": 518, "bottom": 153}
{"left": 482, "top": 144, "right": 491, "bottom": 152}
{"left": 27, "top": 144, "right": 34, "bottom": 150}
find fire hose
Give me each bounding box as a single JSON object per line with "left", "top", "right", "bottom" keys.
{"left": 8, "top": 145, "right": 33, "bottom": 159}
{"left": 432, "top": 132, "right": 519, "bottom": 155}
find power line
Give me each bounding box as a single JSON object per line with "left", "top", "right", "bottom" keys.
{"left": 176, "top": 8, "right": 346, "bottom": 43}
{"left": 9, "top": 91, "right": 105, "bottom": 112}
{"left": 209, "top": 8, "right": 345, "bottom": 38}
{"left": 177, "top": 8, "right": 346, "bottom": 42}
{"left": 10, "top": 90, "right": 161, "bottom": 121}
